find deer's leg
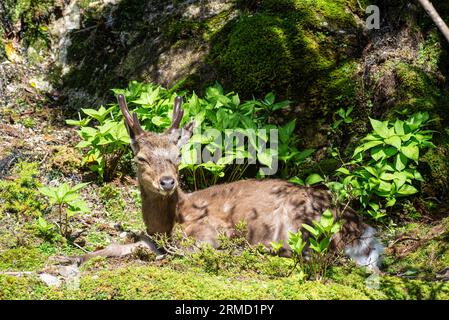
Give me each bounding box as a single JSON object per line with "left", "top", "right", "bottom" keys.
{"left": 75, "top": 233, "right": 162, "bottom": 265}
{"left": 343, "top": 226, "right": 384, "bottom": 274}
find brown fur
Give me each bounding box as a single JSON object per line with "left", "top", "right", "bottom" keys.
{"left": 77, "top": 95, "right": 368, "bottom": 263}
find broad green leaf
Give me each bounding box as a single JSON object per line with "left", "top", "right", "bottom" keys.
{"left": 330, "top": 223, "right": 341, "bottom": 234}
{"left": 69, "top": 199, "right": 90, "bottom": 213}
{"left": 319, "top": 238, "right": 330, "bottom": 252}
{"left": 289, "top": 177, "right": 305, "bottom": 186}
{"left": 257, "top": 151, "right": 273, "bottom": 168}
{"left": 386, "top": 198, "right": 396, "bottom": 207}
{"left": 271, "top": 100, "right": 291, "bottom": 111}
{"left": 305, "top": 173, "right": 324, "bottom": 186}
{"left": 263, "top": 92, "right": 275, "bottom": 105}
{"left": 308, "top": 238, "right": 321, "bottom": 253}
{"left": 392, "top": 171, "right": 407, "bottom": 189}
{"left": 320, "top": 209, "right": 334, "bottom": 228}
{"left": 66, "top": 118, "right": 91, "bottom": 127}
{"left": 336, "top": 167, "right": 350, "bottom": 175}
{"left": 395, "top": 153, "right": 407, "bottom": 171}
{"left": 414, "top": 171, "right": 424, "bottom": 182}
{"left": 71, "top": 182, "right": 90, "bottom": 193}
{"left": 401, "top": 143, "right": 419, "bottom": 162}
{"left": 75, "top": 140, "right": 91, "bottom": 149}
{"left": 279, "top": 119, "right": 296, "bottom": 144}
{"left": 364, "top": 166, "right": 378, "bottom": 177}
{"left": 400, "top": 133, "right": 412, "bottom": 142}
{"left": 231, "top": 94, "right": 240, "bottom": 107}
{"left": 240, "top": 116, "right": 257, "bottom": 129}
{"left": 302, "top": 224, "right": 320, "bottom": 238}
{"left": 379, "top": 172, "right": 395, "bottom": 181}
{"left": 369, "top": 118, "right": 390, "bottom": 138}
{"left": 384, "top": 135, "right": 402, "bottom": 149}
{"left": 394, "top": 120, "right": 405, "bottom": 135}
{"left": 353, "top": 140, "right": 383, "bottom": 157}
{"left": 377, "top": 180, "right": 392, "bottom": 193}
{"left": 151, "top": 116, "right": 167, "bottom": 127}
{"left": 296, "top": 149, "right": 315, "bottom": 162}
{"left": 39, "top": 187, "right": 57, "bottom": 202}
{"left": 397, "top": 184, "right": 418, "bottom": 196}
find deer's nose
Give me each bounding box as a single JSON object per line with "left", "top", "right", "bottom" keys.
{"left": 160, "top": 176, "right": 175, "bottom": 191}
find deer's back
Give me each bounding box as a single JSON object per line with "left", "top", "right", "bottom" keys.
{"left": 177, "top": 179, "right": 351, "bottom": 250}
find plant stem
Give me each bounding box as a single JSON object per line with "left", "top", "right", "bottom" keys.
{"left": 58, "top": 204, "right": 63, "bottom": 235}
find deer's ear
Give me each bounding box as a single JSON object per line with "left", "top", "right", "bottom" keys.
{"left": 167, "top": 121, "right": 195, "bottom": 148}
{"left": 177, "top": 121, "right": 195, "bottom": 148}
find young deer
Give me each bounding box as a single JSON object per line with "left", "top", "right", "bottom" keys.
{"left": 77, "top": 95, "right": 383, "bottom": 271}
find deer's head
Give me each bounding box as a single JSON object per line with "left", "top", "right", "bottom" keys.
{"left": 117, "top": 94, "right": 194, "bottom": 196}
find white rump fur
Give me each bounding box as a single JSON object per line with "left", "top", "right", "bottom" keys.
{"left": 344, "top": 226, "right": 384, "bottom": 273}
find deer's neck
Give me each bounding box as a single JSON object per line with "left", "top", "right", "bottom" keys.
{"left": 140, "top": 186, "right": 186, "bottom": 235}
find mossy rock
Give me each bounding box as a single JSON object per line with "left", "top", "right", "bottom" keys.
{"left": 2, "top": 0, "right": 54, "bottom": 48}
{"left": 210, "top": 0, "right": 363, "bottom": 99}
{"left": 420, "top": 144, "right": 449, "bottom": 200}
{"left": 214, "top": 14, "right": 297, "bottom": 98}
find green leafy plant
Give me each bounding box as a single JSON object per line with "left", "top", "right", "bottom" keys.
{"left": 328, "top": 112, "right": 435, "bottom": 220}
{"left": 68, "top": 106, "right": 130, "bottom": 181}
{"left": 68, "top": 81, "right": 312, "bottom": 188}
{"left": 270, "top": 240, "right": 284, "bottom": 255}
{"left": 34, "top": 216, "right": 58, "bottom": 241}
{"left": 332, "top": 107, "right": 353, "bottom": 129}
{"left": 39, "top": 182, "right": 90, "bottom": 237}
{"left": 288, "top": 209, "right": 341, "bottom": 281}
{"left": 289, "top": 173, "right": 325, "bottom": 187}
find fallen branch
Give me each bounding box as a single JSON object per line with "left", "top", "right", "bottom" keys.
{"left": 0, "top": 271, "right": 34, "bottom": 277}
{"left": 417, "top": 0, "right": 449, "bottom": 44}
{"left": 389, "top": 236, "right": 421, "bottom": 247}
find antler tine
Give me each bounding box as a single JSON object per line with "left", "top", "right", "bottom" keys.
{"left": 132, "top": 111, "right": 144, "bottom": 135}
{"left": 170, "top": 96, "right": 184, "bottom": 130}
{"left": 117, "top": 94, "right": 134, "bottom": 127}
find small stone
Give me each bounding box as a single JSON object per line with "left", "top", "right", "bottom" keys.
{"left": 119, "top": 231, "right": 128, "bottom": 238}
{"left": 39, "top": 273, "right": 61, "bottom": 287}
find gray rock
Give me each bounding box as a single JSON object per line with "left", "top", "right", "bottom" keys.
{"left": 39, "top": 273, "right": 62, "bottom": 287}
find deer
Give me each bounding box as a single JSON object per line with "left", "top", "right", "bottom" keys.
{"left": 74, "top": 94, "right": 384, "bottom": 272}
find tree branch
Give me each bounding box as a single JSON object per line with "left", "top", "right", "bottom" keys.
{"left": 417, "top": 0, "right": 449, "bottom": 44}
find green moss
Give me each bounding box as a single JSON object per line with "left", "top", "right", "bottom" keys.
{"left": 0, "top": 264, "right": 375, "bottom": 299}
{"left": 0, "top": 161, "right": 46, "bottom": 218}
{"left": 383, "top": 217, "right": 449, "bottom": 278}
{"left": 164, "top": 18, "right": 206, "bottom": 42}
{"left": 416, "top": 31, "right": 443, "bottom": 72}
{"left": 394, "top": 62, "right": 439, "bottom": 111}
{"left": 48, "top": 145, "right": 82, "bottom": 174}
{"left": 421, "top": 144, "right": 449, "bottom": 200}
{"left": 80, "top": 256, "right": 109, "bottom": 272}
{"left": 217, "top": 14, "right": 295, "bottom": 97}
{"left": 84, "top": 229, "right": 111, "bottom": 252}
{"left": 0, "top": 275, "right": 48, "bottom": 300}
{"left": 260, "top": 0, "right": 358, "bottom": 28}
{"left": 97, "top": 183, "right": 143, "bottom": 230}
{"left": 0, "top": 247, "right": 46, "bottom": 271}
{"left": 209, "top": 0, "right": 363, "bottom": 99}
{"left": 3, "top": 0, "right": 54, "bottom": 48}
{"left": 2, "top": 260, "right": 449, "bottom": 299}
{"left": 308, "top": 60, "right": 358, "bottom": 114}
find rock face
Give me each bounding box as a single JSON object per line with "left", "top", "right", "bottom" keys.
{"left": 1, "top": 0, "right": 449, "bottom": 199}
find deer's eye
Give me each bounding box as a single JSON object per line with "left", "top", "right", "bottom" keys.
{"left": 136, "top": 156, "right": 147, "bottom": 164}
